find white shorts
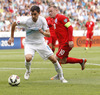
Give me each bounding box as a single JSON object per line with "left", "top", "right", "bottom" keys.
{"left": 24, "top": 42, "right": 54, "bottom": 60}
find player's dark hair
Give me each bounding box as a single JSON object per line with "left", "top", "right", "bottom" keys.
{"left": 30, "top": 5, "right": 40, "bottom": 13}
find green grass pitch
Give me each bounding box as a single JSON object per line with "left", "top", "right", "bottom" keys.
{"left": 0, "top": 47, "right": 100, "bottom": 95}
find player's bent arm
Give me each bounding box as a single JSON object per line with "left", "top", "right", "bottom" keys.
{"left": 8, "top": 22, "right": 17, "bottom": 45}
{"left": 64, "top": 22, "right": 74, "bottom": 48}
{"left": 64, "top": 22, "right": 73, "bottom": 41}
{"left": 39, "top": 29, "right": 50, "bottom": 37}
{"left": 11, "top": 22, "right": 17, "bottom": 38}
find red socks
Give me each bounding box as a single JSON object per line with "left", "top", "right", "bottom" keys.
{"left": 66, "top": 57, "right": 83, "bottom": 64}
{"left": 86, "top": 40, "right": 88, "bottom": 47}
{"left": 59, "top": 57, "right": 83, "bottom": 65}
{"left": 86, "top": 40, "right": 92, "bottom": 48}
{"left": 89, "top": 41, "right": 92, "bottom": 48}
{"left": 59, "top": 57, "right": 83, "bottom": 64}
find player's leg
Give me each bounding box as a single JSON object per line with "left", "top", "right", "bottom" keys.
{"left": 89, "top": 32, "right": 93, "bottom": 48}
{"left": 66, "top": 57, "right": 87, "bottom": 70}
{"left": 50, "top": 57, "right": 67, "bottom": 81}
{"left": 48, "top": 55, "right": 68, "bottom": 83}
{"left": 25, "top": 54, "right": 32, "bottom": 72}
{"left": 24, "top": 44, "right": 35, "bottom": 80}
{"left": 37, "top": 42, "right": 67, "bottom": 83}
{"left": 50, "top": 44, "right": 68, "bottom": 81}
{"left": 24, "top": 54, "right": 33, "bottom": 80}
{"left": 51, "top": 43, "right": 87, "bottom": 80}
{"left": 58, "top": 57, "right": 87, "bottom": 70}
{"left": 89, "top": 39, "right": 92, "bottom": 48}
{"left": 52, "top": 36, "right": 57, "bottom": 52}
{"left": 57, "top": 44, "right": 87, "bottom": 70}
{"left": 85, "top": 33, "right": 89, "bottom": 50}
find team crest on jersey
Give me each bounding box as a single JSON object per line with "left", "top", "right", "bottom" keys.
{"left": 55, "top": 18, "right": 57, "bottom": 24}
{"left": 17, "top": 21, "right": 20, "bottom": 25}
{"left": 64, "top": 19, "right": 67, "bottom": 22}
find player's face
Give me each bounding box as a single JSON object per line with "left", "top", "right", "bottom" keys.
{"left": 48, "top": 7, "right": 57, "bottom": 18}
{"left": 88, "top": 17, "right": 91, "bottom": 22}
{"left": 31, "top": 10, "right": 40, "bottom": 22}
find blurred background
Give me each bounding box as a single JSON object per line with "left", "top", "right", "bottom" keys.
{"left": 0, "top": 0, "right": 100, "bottom": 32}
{"left": 0, "top": 0, "right": 100, "bottom": 49}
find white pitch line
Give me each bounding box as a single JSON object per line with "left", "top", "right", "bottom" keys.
{"left": 1, "top": 62, "right": 100, "bottom": 66}
{"left": 31, "top": 80, "right": 60, "bottom": 83}
{"left": 0, "top": 68, "right": 51, "bottom": 70}
{"left": 0, "top": 67, "right": 100, "bottom": 71}
{"left": 0, "top": 52, "right": 23, "bottom": 54}
{"left": 0, "top": 61, "right": 92, "bottom": 64}
{"left": 87, "top": 63, "right": 100, "bottom": 66}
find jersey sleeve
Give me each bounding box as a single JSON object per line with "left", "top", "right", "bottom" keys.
{"left": 42, "top": 17, "right": 49, "bottom": 31}
{"left": 16, "top": 16, "right": 27, "bottom": 27}
{"left": 46, "top": 17, "right": 53, "bottom": 27}
{"left": 59, "top": 15, "right": 71, "bottom": 28}
{"left": 59, "top": 15, "right": 73, "bottom": 41}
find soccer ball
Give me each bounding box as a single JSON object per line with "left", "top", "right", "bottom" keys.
{"left": 8, "top": 75, "right": 20, "bottom": 86}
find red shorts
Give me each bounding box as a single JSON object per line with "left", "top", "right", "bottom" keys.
{"left": 86, "top": 32, "right": 93, "bottom": 39}
{"left": 56, "top": 43, "right": 72, "bottom": 59}
{"left": 47, "top": 36, "right": 57, "bottom": 46}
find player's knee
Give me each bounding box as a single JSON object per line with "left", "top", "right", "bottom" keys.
{"left": 60, "top": 59, "right": 66, "bottom": 64}
{"left": 48, "top": 55, "right": 57, "bottom": 63}
{"left": 25, "top": 55, "right": 32, "bottom": 62}
{"left": 52, "top": 59, "right": 57, "bottom": 63}
{"left": 50, "top": 58, "right": 57, "bottom": 63}
{"left": 61, "top": 61, "right": 65, "bottom": 64}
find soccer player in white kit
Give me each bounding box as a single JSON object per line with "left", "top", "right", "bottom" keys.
{"left": 8, "top": 5, "right": 67, "bottom": 83}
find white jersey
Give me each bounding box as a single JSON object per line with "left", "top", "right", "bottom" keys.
{"left": 17, "top": 16, "right": 49, "bottom": 44}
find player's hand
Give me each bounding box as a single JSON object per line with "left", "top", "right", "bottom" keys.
{"left": 68, "top": 41, "right": 74, "bottom": 48}
{"left": 39, "top": 28, "right": 44, "bottom": 34}
{"left": 8, "top": 37, "right": 14, "bottom": 45}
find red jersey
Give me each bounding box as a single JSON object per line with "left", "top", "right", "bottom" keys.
{"left": 54, "top": 14, "right": 73, "bottom": 45}
{"left": 85, "top": 21, "right": 94, "bottom": 32}
{"left": 46, "top": 17, "right": 56, "bottom": 37}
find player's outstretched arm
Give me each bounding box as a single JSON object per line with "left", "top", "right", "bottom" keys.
{"left": 8, "top": 22, "right": 17, "bottom": 45}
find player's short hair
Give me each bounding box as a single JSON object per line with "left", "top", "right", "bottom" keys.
{"left": 30, "top": 5, "right": 40, "bottom": 13}
{"left": 48, "top": 5, "right": 58, "bottom": 9}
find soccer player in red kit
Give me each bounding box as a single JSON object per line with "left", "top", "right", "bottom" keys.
{"left": 48, "top": 6, "right": 87, "bottom": 80}
{"left": 46, "top": 17, "right": 57, "bottom": 52}
{"left": 84, "top": 17, "right": 95, "bottom": 50}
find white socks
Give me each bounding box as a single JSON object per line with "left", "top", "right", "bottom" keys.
{"left": 54, "top": 61, "right": 64, "bottom": 80}
{"left": 25, "top": 60, "right": 31, "bottom": 72}
{"left": 25, "top": 60, "right": 64, "bottom": 80}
